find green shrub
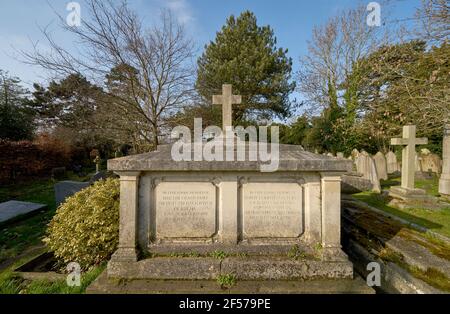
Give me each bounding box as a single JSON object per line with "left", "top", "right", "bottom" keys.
{"left": 44, "top": 178, "right": 120, "bottom": 270}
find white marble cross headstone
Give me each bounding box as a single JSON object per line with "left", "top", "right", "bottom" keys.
{"left": 212, "top": 84, "right": 242, "bottom": 131}
{"left": 391, "top": 125, "right": 428, "bottom": 189}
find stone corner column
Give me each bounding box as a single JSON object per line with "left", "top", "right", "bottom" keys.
{"left": 439, "top": 124, "right": 450, "bottom": 197}
{"left": 219, "top": 176, "right": 238, "bottom": 244}
{"left": 304, "top": 181, "right": 322, "bottom": 244}
{"left": 111, "top": 171, "right": 141, "bottom": 262}
{"left": 320, "top": 172, "right": 346, "bottom": 260}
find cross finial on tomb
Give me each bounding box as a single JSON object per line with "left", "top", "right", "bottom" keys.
{"left": 212, "top": 84, "right": 242, "bottom": 131}
{"left": 391, "top": 125, "right": 428, "bottom": 189}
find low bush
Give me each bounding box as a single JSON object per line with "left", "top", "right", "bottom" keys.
{"left": 44, "top": 178, "right": 120, "bottom": 270}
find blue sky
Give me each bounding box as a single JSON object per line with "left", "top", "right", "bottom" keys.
{"left": 0, "top": 0, "right": 420, "bottom": 88}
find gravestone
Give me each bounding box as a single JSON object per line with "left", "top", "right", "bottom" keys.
{"left": 439, "top": 124, "right": 450, "bottom": 198}
{"left": 336, "top": 152, "right": 344, "bottom": 159}
{"left": 420, "top": 153, "right": 442, "bottom": 174}
{"left": 106, "top": 84, "right": 354, "bottom": 284}
{"left": 389, "top": 125, "right": 436, "bottom": 207}
{"left": 341, "top": 173, "right": 373, "bottom": 194}
{"left": 385, "top": 151, "right": 400, "bottom": 174}
{"left": 355, "top": 151, "right": 381, "bottom": 193}
{"left": 54, "top": 181, "right": 90, "bottom": 207}
{"left": 0, "top": 200, "right": 47, "bottom": 224}
{"left": 54, "top": 171, "right": 117, "bottom": 207}
{"left": 373, "top": 152, "right": 388, "bottom": 180}
{"left": 415, "top": 152, "right": 423, "bottom": 172}
{"left": 351, "top": 149, "right": 359, "bottom": 160}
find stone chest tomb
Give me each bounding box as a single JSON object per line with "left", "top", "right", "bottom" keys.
{"left": 106, "top": 85, "right": 354, "bottom": 281}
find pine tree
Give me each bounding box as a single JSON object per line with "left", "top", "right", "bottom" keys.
{"left": 0, "top": 70, "right": 34, "bottom": 140}
{"left": 196, "top": 11, "right": 295, "bottom": 126}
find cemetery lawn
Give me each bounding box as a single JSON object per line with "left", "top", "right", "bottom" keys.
{"left": 0, "top": 172, "right": 106, "bottom": 294}
{"left": 0, "top": 257, "right": 105, "bottom": 294}
{"left": 0, "top": 172, "right": 90, "bottom": 266}
{"left": 353, "top": 177, "right": 450, "bottom": 238}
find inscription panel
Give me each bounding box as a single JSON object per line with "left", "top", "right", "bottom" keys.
{"left": 155, "top": 182, "right": 216, "bottom": 238}
{"left": 242, "top": 183, "right": 303, "bottom": 238}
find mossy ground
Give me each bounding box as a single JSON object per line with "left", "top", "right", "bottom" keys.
{"left": 0, "top": 172, "right": 90, "bottom": 264}
{"left": 345, "top": 175, "right": 450, "bottom": 292}
{"left": 353, "top": 176, "right": 450, "bottom": 237}
{"left": 378, "top": 247, "right": 450, "bottom": 292}
{"left": 0, "top": 260, "right": 105, "bottom": 294}
{"left": 0, "top": 172, "right": 103, "bottom": 294}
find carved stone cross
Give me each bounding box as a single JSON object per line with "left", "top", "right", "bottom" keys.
{"left": 212, "top": 84, "right": 242, "bottom": 131}
{"left": 391, "top": 125, "right": 428, "bottom": 189}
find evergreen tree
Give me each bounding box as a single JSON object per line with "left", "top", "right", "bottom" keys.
{"left": 0, "top": 70, "right": 34, "bottom": 140}
{"left": 196, "top": 11, "right": 295, "bottom": 126}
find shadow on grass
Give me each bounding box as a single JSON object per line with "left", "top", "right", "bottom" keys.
{"left": 353, "top": 192, "right": 444, "bottom": 232}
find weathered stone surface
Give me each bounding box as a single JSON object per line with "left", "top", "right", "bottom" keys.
{"left": 54, "top": 181, "right": 90, "bottom": 206}
{"left": 389, "top": 125, "right": 431, "bottom": 207}
{"left": 242, "top": 182, "right": 302, "bottom": 238}
{"left": 386, "top": 236, "right": 450, "bottom": 275}
{"left": 355, "top": 151, "right": 381, "bottom": 192}
{"left": 107, "top": 84, "right": 353, "bottom": 284}
{"left": 0, "top": 200, "right": 47, "bottom": 224}
{"left": 336, "top": 152, "right": 345, "bottom": 159}
{"left": 108, "top": 257, "right": 221, "bottom": 280}
{"left": 391, "top": 125, "right": 428, "bottom": 190}
{"left": 88, "top": 271, "right": 374, "bottom": 294}
{"left": 212, "top": 84, "right": 241, "bottom": 131}
{"left": 221, "top": 256, "right": 353, "bottom": 280}
{"left": 107, "top": 256, "right": 353, "bottom": 281}
{"left": 351, "top": 149, "right": 359, "bottom": 160}
{"left": 107, "top": 143, "right": 352, "bottom": 172}
{"left": 342, "top": 202, "right": 448, "bottom": 294}
{"left": 321, "top": 175, "right": 342, "bottom": 250}
{"left": 344, "top": 240, "right": 443, "bottom": 294}
{"left": 388, "top": 186, "right": 439, "bottom": 209}
{"left": 341, "top": 173, "right": 373, "bottom": 194}
{"left": 439, "top": 124, "right": 450, "bottom": 197}
{"left": 415, "top": 152, "right": 423, "bottom": 172}
{"left": 373, "top": 152, "right": 388, "bottom": 180}
{"left": 155, "top": 182, "right": 216, "bottom": 238}
{"left": 385, "top": 151, "right": 400, "bottom": 174}
{"left": 420, "top": 153, "right": 442, "bottom": 174}
{"left": 147, "top": 243, "right": 316, "bottom": 256}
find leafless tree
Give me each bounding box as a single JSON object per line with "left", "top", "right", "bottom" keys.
{"left": 416, "top": 0, "right": 450, "bottom": 44}
{"left": 22, "top": 0, "right": 196, "bottom": 148}
{"left": 296, "top": 5, "right": 386, "bottom": 114}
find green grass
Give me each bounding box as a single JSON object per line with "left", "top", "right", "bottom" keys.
{"left": 381, "top": 176, "right": 441, "bottom": 197}
{"left": 353, "top": 177, "right": 450, "bottom": 238}
{"left": 0, "top": 172, "right": 105, "bottom": 293}
{"left": 0, "top": 179, "right": 56, "bottom": 263}
{"left": 210, "top": 250, "right": 228, "bottom": 260}
{"left": 287, "top": 244, "right": 307, "bottom": 260}
{"left": 0, "top": 173, "right": 90, "bottom": 264}
{"left": 0, "top": 264, "right": 105, "bottom": 294}
{"left": 217, "top": 274, "right": 236, "bottom": 289}
{"left": 415, "top": 176, "right": 440, "bottom": 197}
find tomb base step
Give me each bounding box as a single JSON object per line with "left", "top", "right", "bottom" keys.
{"left": 147, "top": 242, "right": 321, "bottom": 256}
{"left": 388, "top": 186, "right": 443, "bottom": 209}
{"left": 88, "top": 271, "right": 373, "bottom": 294}
{"left": 107, "top": 256, "right": 353, "bottom": 281}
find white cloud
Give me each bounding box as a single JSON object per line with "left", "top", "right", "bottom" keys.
{"left": 164, "top": 0, "right": 195, "bottom": 25}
